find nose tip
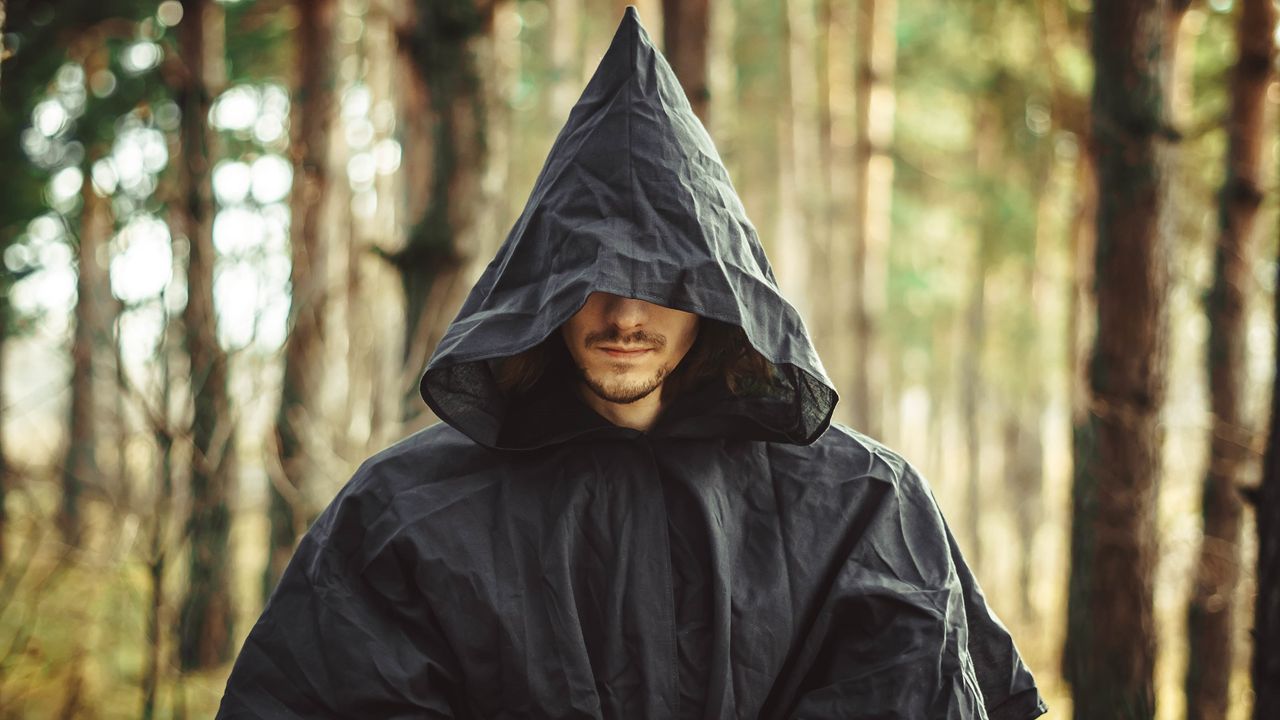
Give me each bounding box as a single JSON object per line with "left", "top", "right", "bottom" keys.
{"left": 605, "top": 295, "right": 648, "bottom": 328}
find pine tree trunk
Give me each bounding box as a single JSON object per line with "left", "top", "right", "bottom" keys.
{"left": 176, "top": 0, "right": 236, "bottom": 671}
{"left": 337, "top": 2, "right": 405, "bottom": 452}
{"left": 1256, "top": 231, "right": 1280, "bottom": 716}
{"left": 962, "top": 97, "right": 999, "bottom": 570}
{"left": 547, "top": 0, "right": 582, "bottom": 122}
{"left": 265, "top": 0, "right": 337, "bottom": 598}
{"left": 1062, "top": 151, "right": 1097, "bottom": 690}
{"left": 772, "top": 0, "right": 800, "bottom": 319}
{"left": 1186, "top": 1, "right": 1273, "bottom": 717}
{"left": 849, "top": 0, "right": 895, "bottom": 438}
{"left": 1066, "top": 152, "right": 1097, "bottom": 425}
{"left": 393, "top": 0, "right": 498, "bottom": 423}
{"left": 61, "top": 159, "right": 113, "bottom": 547}
{"left": 1004, "top": 402, "right": 1044, "bottom": 620}
{"left": 661, "top": 0, "right": 709, "bottom": 123}
{"left": 960, "top": 250, "right": 986, "bottom": 569}
{"left": 141, "top": 310, "right": 177, "bottom": 720}
{"left": 731, "top": 0, "right": 782, "bottom": 279}
{"left": 1064, "top": 2, "right": 1178, "bottom": 716}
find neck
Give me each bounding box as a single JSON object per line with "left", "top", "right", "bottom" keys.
{"left": 577, "top": 383, "right": 665, "bottom": 431}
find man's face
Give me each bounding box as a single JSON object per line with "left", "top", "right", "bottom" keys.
{"left": 560, "top": 292, "right": 700, "bottom": 405}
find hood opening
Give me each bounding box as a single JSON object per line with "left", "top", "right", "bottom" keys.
{"left": 421, "top": 307, "right": 836, "bottom": 451}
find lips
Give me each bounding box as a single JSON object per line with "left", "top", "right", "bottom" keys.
{"left": 598, "top": 346, "right": 653, "bottom": 358}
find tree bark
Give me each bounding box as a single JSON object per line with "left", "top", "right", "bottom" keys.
{"left": 176, "top": 0, "right": 236, "bottom": 672}
{"left": 1062, "top": 148, "right": 1096, "bottom": 685}
{"left": 265, "top": 0, "right": 337, "bottom": 599}
{"left": 392, "top": 0, "right": 498, "bottom": 423}
{"left": 661, "top": 0, "right": 709, "bottom": 124}
{"left": 61, "top": 157, "right": 113, "bottom": 548}
{"left": 849, "top": 0, "right": 895, "bottom": 438}
{"left": 1256, "top": 214, "right": 1280, "bottom": 716}
{"left": 1186, "top": 1, "right": 1273, "bottom": 718}
{"left": 1064, "top": 2, "right": 1180, "bottom": 717}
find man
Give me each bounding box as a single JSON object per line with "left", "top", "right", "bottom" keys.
{"left": 219, "top": 8, "right": 1046, "bottom": 719}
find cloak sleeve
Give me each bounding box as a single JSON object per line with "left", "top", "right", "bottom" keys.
{"left": 786, "top": 464, "right": 1046, "bottom": 720}
{"left": 216, "top": 461, "right": 465, "bottom": 719}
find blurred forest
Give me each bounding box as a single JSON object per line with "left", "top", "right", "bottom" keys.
{"left": 0, "top": 0, "right": 1279, "bottom": 717}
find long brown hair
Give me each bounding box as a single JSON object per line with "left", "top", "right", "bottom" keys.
{"left": 494, "top": 318, "right": 775, "bottom": 400}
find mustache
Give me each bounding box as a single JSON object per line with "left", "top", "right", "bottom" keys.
{"left": 584, "top": 328, "right": 667, "bottom": 349}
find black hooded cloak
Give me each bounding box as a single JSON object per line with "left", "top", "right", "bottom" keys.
{"left": 218, "top": 8, "right": 1047, "bottom": 720}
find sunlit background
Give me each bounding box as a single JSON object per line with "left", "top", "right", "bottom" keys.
{"left": 1, "top": 0, "right": 1277, "bottom": 717}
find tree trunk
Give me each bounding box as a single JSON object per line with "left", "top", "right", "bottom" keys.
{"left": 141, "top": 307, "right": 177, "bottom": 720}
{"left": 768, "top": 0, "right": 819, "bottom": 327}
{"left": 661, "top": 0, "right": 709, "bottom": 124}
{"left": 547, "top": 0, "right": 582, "bottom": 122}
{"left": 345, "top": 3, "right": 407, "bottom": 451}
{"left": 61, "top": 159, "right": 113, "bottom": 548}
{"left": 849, "top": 0, "right": 895, "bottom": 438}
{"left": 1255, "top": 218, "right": 1280, "bottom": 716}
{"left": 393, "top": 0, "right": 498, "bottom": 423}
{"left": 1006, "top": 119, "right": 1056, "bottom": 625}
{"left": 265, "top": 0, "right": 337, "bottom": 599}
{"left": 1062, "top": 149, "right": 1097, "bottom": 687}
{"left": 960, "top": 251, "right": 985, "bottom": 569}
{"left": 961, "top": 97, "right": 999, "bottom": 571}
{"left": 731, "top": 0, "right": 782, "bottom": 284}
{"left": 176, "top": 0, "right": 236, "bottom": 672}
{"left": 1186, "top": 1, "right": 1273, "bottom": 717}
{"left": 1064, "top": 2, "right": 1180, "bottom": 717}
{"left": 1004, "top": 399, "right": 1044, "bottom": 621}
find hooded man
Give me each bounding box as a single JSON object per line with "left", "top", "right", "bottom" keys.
{"left": 218, "top": 8, "right": 1046, "bottom": 720}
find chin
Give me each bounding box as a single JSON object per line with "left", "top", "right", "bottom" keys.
{"left": 582, "top": 366, "right": 667, "bottom": 405}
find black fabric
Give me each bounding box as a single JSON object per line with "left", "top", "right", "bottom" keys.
{"left": 219, "top": 7, "right": 1046, "bottom": 719}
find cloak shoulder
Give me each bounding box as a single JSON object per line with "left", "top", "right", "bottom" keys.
{"left": 762, "top": 425, "right": 1046, "bottom": 719}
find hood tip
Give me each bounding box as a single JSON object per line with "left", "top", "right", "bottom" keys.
{"left": 621, "top": 5, "right": 642, "bottom": 28}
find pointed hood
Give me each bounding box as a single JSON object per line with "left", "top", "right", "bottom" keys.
{"left": 419, "top": 7, "right": 837, "bottom": 450}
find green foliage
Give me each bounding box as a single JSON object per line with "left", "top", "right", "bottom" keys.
{"left": 223, "top": 0, "right": 292, "bottom": 84}
{"left": 1, "top": 0, "right": 170, "bottom": 335}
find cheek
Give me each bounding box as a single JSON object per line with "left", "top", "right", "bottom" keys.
{"left": 666, "top": 321, "right": 699, "bottom": 363}
{"left": 561, "top": 318, "right": 586, "bottom": 350}
{"left": 682, "top": 319, "right": 701, "bottom": 351}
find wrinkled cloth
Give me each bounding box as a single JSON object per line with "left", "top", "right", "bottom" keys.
{"left": 218, "top": 7, "right": 1046, "bottom": 720}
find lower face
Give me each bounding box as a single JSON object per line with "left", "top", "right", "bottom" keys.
{"left": 560, "top": 292, "right": 700, "bottom": 405}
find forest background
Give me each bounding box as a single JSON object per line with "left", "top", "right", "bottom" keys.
{"left": 1, "top": 0, "right": 1279, "bottom": 718}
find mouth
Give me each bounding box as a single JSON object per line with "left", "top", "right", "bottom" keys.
{"left": 597, "top": 346, "right": 654, "bottom": 359}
